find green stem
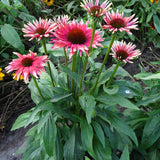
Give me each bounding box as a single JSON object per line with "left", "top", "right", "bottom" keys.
{"left": 106, "top": 61, "right": 120, "bottom": 88}
{"left": 63, "top": 47, "right": 69, "bottom": 88}
{"left": 91, "top": 33, "right": 116, "bottom": 94}
{"left": 78, "top": 21, "right": 97, "bottom": 97}
{"left": 71, "top": 52, "right": 77, "bottom": 96}
{"left": 41, "top": 39, "right": 55, "bottom": 87}
{"left": 121, "top": 0, "right": 130, "bottom": 12}
{"left": 31, "top": 75, "right": 44, "bottom": 100}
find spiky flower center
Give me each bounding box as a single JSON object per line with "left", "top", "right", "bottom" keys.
{"left": 90, "top": 6, "right": 102, "bottom": 15}
{"left": 21, "top": 58, "right": 33, "bottom": 67}
{"left": 67, "top": 28, "right": 87, "bottom": 44}
{"left": 116, "top": 50, "right": 128, "bottom": 60}
{"left": 110, "top": 18, "right": 126, "bottom": 28}
{"left": 34, "top": 27, "right": 46, "bottom": 35}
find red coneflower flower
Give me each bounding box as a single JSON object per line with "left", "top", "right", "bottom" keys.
{"left": 22, "top": 18, "right": 56, "bottom": 41}
{"left": 6, "top": 51, "right": 49, "bottom": 83}
{"left": 103, "top": 10, "right": 138, "bottom": 34}
{"left": 53, "top": 15, "right": 70, "bottom": 29}
{"left": 80, "top": 0, "right": 112, "bottom": 17}
{"left": 50, "top": 19, "right": 104, "bottom": 58}
{"left": 111, "top": 41, "right": 141, "bottom": 63}
{"left": 150, "top": 22, "right": 155, "bottom": 30}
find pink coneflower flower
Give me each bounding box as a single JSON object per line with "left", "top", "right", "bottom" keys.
{"left": 103, "top": 10, "right": 138, "bottom": 34}
{"left": 53, "top": 15, "right": 70, "bottom": 27}
{"left": 50, "top": 19, "right": 104, "bottom": 58}
{"left": 80, "top": 0, "right": 112, "bottom": 17}
{"left": 22, "top": 18, "right": 56, "bottom": 41}
{"left": 111, "top": 41, "right": 141, "bottom": 63}
{"left": 6, "top": 50, "right": 49, "bottom": 83}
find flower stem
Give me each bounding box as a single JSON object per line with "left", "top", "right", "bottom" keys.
{"left": 41, "top": 39, "right": 55, "bottom": 87}
{"left": 63, "top": 47, "right": 69, "bottom": 88}
{"left": 78, "top": 21, "right": 97, "bottom": 97}
{"left": 31, "top": 75, "right": 44, "bottom": 100}
{"left": 71, "top": 52, "right": 77, "bottom": 96}
{"left": 91, "top": 33, "right": 116, "bottom": 94}
{"left": 106, "top": 61, "right": 120, "bottom": 88}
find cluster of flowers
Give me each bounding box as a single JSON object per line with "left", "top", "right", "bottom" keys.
{"left": 6, "top": 0, "right": 141, "bottom": 85}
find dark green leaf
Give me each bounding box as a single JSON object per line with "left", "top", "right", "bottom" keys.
{"left": 97, "top": 94, "right": 139, "bottom": 110}
{"left": 120, "top": 145, "right": 129, "bottom": 160}
{"left": 1, "top": 24, "right": 24, "bottom": 52}
{"left": 59, "top": 64, "right": 80, "bottom": 87}
{"left": 64, "top": 126, "right": 85, "bottom": 160}
{"left": 64, "top": 126, "right": 76, "bottom": 160}
{"left": 79, "top": 95, "right": 96, "bottom": 124}
{"left": 136, "top": 93, "right": 160, "bottom": 107}
{"left": 92, "top": 121, "right": 105, "bottom": 148}
{"left": 43, "top": 114, "right": 57, "bottom": 157}
{"left": 50, "top": 92, "right": 72, "bottom": 102}
{"left": 153, "top": 15, "right": 160, "bottom": 34}
{"left": 81, "top": 119, "right": 95, "bottom": 157}
{"left": 141, "top": 109, "right": 160, "bottom": 149}
{"left": 56, "top": 129, "right": 63, "bottom": 160}
{"left": 105, "top": 109, "right": 138, "bottom": 146}
{"left": 103, "top": 84, "right": 119, "bottom": 95}
{"left": 93, "top": 136, "right": 108, "bottom": 160}
{"left": 11, "top": 112, "right": 31, "bottom": 131}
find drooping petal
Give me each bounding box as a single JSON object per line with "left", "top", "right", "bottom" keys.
{"left": 5, "top": 51, "right": 49, "bottom": 83}
{"left": 103, "top": 10, "right": 138, "bottom": 34}
{"left": 80, "top": 0, "right": 112, "bottom": 17}
{"left": 22, "top": 18, "right": 56, "bottom": 41}
{"left": 50, "top": 19, "right": 104, "bottom": 58}
{"left": 111, "top": 41, "right": 141, "bottom": 63}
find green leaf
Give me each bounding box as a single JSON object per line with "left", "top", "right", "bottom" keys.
{"left": 79, "top": 95, "right": 96, "bottom": 124}
{"left": 67, "top": 1, "right": 75, "bottom": 12}
{"left": 11, "top": 112, "right": 31, "bottom": 131}
{"left": 1, "top": 24, "right": 24, "bottom": 52}
{"left": 64, "top": 126, "right": 85, "bottom": 160}
{"left": 105, "top": 109, "right": 138, "bottom": 146}
{"left": 147, "top": 149, "right": 160, "bottom": 160}
{"left": 114, "top": 80, "right": 143, "bottom": 98}
{"left": 64, "top": 126, "right": 76, "bottom": 160}
{"left": 43, "top": 114, "right": 57, "bottom": 157}
{"left": 25, "top": 100, "right": 52, "bottom": 127}
{"left": 37, "top": 111, "right": 51, "bottom": 133}
{"left": 98, "top": 65, "right": 132, "bottom": 86}
{"left": 93, "top": 136, "right": 108, "bottom": 160}
{"left": 50, "top": 92, "right": 72, "bottom": 102}
{"left": 141, "top": 109, "right": 160, "bottom": 149}
{"left": 81, "top": 119, "right": 94, "bottom": 157}
{"left": 146, "top": 12, "right": 153, "bottom": 23}
{"left": 56, "top": 129, "right": 63, "bottom": 160}
{"left": 105, "top": 140, "right": 112, "bottom": 160}
{"left": 136, "top": 93, "right": 160, "bottom": 107}
{"left": 103, "top": 84, "right": 119, "bottom": 95}
{"left": 97, "top": 94, "right": 139, "bottom": 110}
{"left": 59, "top": 64, "right": 80, "bottom": 87}
{"left": 92, "top": 121, "right": 105, "bottom": 148}
{"left": 120, "top": 145, "right": 129, "bottom": 160}
{"left": 136, "top": 73, "right": 160, "bottom": 80}
{"left": 153, "top": 15, "right": 160, "bottom": 34}
{"left": 18, "top": 12, "right": 36, "bottom": 22}
{"left": 48, "top": 61, "right": 58, "bottom": 85}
